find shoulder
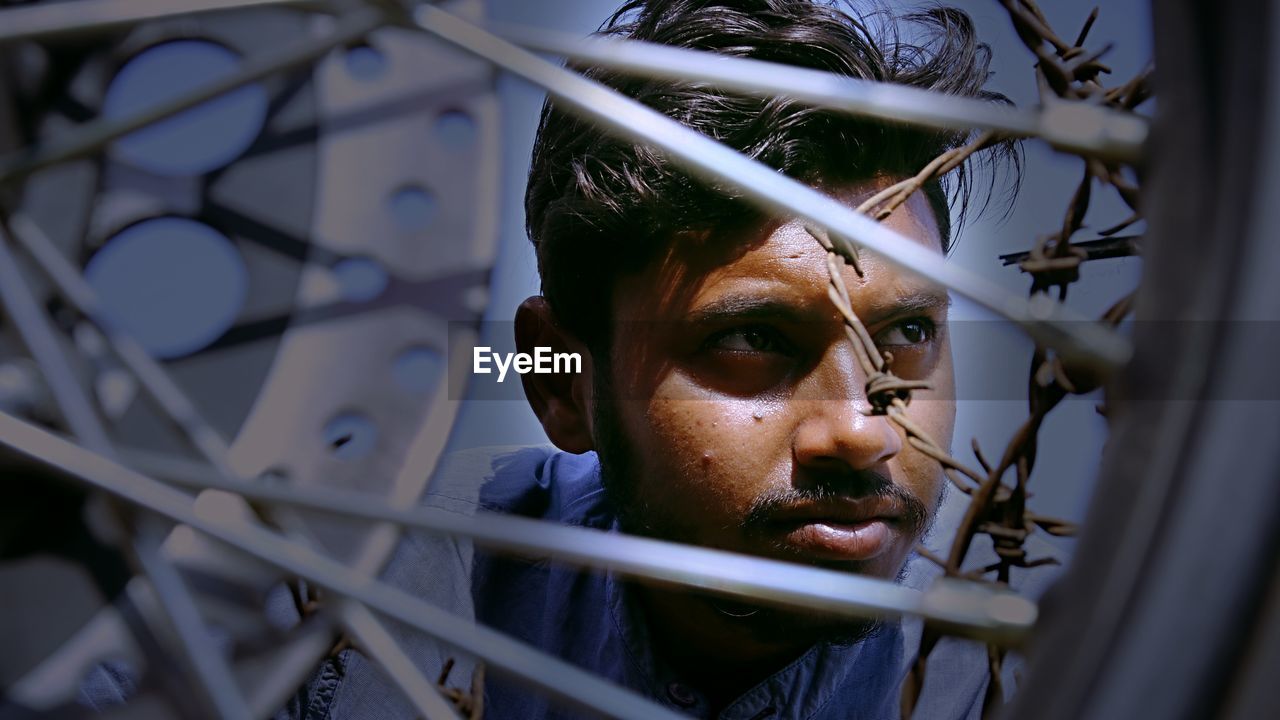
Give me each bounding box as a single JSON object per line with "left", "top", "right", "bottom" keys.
{"left": 431, "top": 445, "right": 610, "bottom": 528}
{"left": 420, "top": 444, "right": 545, "bottom": 513}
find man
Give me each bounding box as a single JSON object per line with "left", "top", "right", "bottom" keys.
{"left": 294, "top": 1, "right": 1058, "bottom": 718}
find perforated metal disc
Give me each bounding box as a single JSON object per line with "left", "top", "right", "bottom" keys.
{"left": 0, "top": 1, "right": 498, "bottom": 714}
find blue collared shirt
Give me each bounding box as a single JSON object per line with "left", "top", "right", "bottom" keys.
{"left": 295, "top": 446, "right": 1062, "bottom": 720}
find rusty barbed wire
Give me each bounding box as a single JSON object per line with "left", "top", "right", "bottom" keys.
{"left": 804, "top": 3, "right": 1149, "bottom": 718}
{"left": 437, "top": 658, "right": 486, "bottom": 719}
{"left": 0, "top": 1, "right": 1154, "bottom": 715}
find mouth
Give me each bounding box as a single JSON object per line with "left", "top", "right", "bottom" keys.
{"left": 778, "top": 518, "right": 897, "bottom": 561}
{"left": 762, "top": 499, "right": 904, "bottom": 562}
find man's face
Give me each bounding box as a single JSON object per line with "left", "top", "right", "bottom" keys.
{"left": 592, "top": 181, "right": 955, "bottom": 583}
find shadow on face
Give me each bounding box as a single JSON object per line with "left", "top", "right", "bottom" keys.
{"left": 595, "top": 179, "right": 957, "bottom": 583}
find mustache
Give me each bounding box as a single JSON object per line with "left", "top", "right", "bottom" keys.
{"left": 741, "top": 472, "right": 930, "bottom": 538}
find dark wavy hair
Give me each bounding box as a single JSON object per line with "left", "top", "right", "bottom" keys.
{"left": 524, "top": 0, "right": 1019, "bottom": 346}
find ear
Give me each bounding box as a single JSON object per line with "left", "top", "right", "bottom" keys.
{"left": 515, "top": 296, "right": 595, "bottom": 454}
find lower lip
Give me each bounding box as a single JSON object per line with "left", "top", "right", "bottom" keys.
{"left": 780, "top": 519, "right": 896, "bottom": 561}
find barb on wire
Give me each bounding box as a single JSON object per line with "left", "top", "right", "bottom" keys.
{"left": 335, "top": 601, "right": 465, "bottom": 720}
{"left": 110, "top": 441, "right": 1038, "bottom": 644}
{"left": 0, "top": 2, "right": 1152, "bottom": 717}
{"left": 5, "top": 213, "right": 475, "bottom": 720}
{"left": 0, "top": 410, "right": 699, "bottom": 720}
{"left": 488, "top": 21, "right": 1147, "bottom": 163}
{"left": 999, "top": 235, "right": 1141, "bottom": 268}
{"left": 406, "top": 3, "right": 1132, "bottom": 374}
{"left": 790, "top": 3, "right": 1150, "bottom": 717}
{"left": 857, "top": 131, "right": 1002, "bottom": 222}
{"left": 439, "top": 659, "right": 486, "bottom": 720}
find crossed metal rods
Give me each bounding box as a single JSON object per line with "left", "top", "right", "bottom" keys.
{"left": 0, "top": 194, "right": 1032, "bottom": 720}
{"left": 1, "top": 189, "right": 1033, "bottom": 718}
{"left": 0, "top": 0, "right": 1134, "bottom": 372}
{"left": 0, "top": 409, "right": 1035, "bottom": 718}
{"left": 0, "top": 0, "right": 1146, "bottom": 162}
{"left": 0, "top": 209, "right": 481, "bottom": 719}
{"left": 0, "top": 1, "right": 1125, "bottom": 716}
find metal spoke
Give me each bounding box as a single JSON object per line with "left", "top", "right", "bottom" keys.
{"left": 0, "top": 7, "right": 387, "bottom": 184}
{"left": 8, "top": 215, "right": 235, "bottom": 468}
{"left": 239, "top": 618, "right": 337, "bottom": 718}
{"left": 338, "top": 601, "right": 465, "bottom": 720}
{"left": 7, "top": 601, "right": 140, "bottom": 710}
{"left": 407, "top": 5, "right": 1130, "bottom": 373}
{"left": 132, "top": 517, "right": 254, "bottom": 720}
{"left": 491, "top": 23, "right": 1147, "bottom": 163}
{"left": 0, "top": 411, "right": 689, "bottom": 720}
{"left": 0, "top": 221, "right": 112, "bottom": 453}
{"left": 123, "top": 446, "right": 1037, "bottom": 645}
{"left": 8, "top": 213, "right": 473, "bottom": 720}
{"left": 0, "top": 0, "right": 328, "bottom": 44}
{"left": 0, "top": 5, "right": 1159, "bottom": 717}
{"left": 0, "top": 217, "right": 253, "bottom": 717}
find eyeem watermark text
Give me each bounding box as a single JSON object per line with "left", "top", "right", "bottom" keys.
{"left": 473, "top": 346, "right": 582, "bottom": 382}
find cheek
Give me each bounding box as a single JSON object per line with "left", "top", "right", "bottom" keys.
{"left": 633, "top": 394, "right": 788, "bottom": 519}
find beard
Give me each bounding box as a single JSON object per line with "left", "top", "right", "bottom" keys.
{"left": 590, "top": 373, "right": 940, "bottom": 646}
{"left": 591, "top": 366, "right": 702, "bottom": 543}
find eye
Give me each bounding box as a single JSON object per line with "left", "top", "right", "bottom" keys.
{"left": 874, "top": 317, "right": 936, "bottom": 347}
{"left": 704, "top": 325, "right": 792, "bottom": 354}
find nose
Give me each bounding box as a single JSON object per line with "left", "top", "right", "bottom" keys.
{"left": 792, "top": 398, "right": 903, "bottom": 472}
{"left": 792, "top": 349, "right": 903, "bottom": 473}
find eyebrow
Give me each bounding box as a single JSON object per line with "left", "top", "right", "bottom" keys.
{"left": 685, "top": 296, "right": 820, "bottom": 325}
{"left": 872, "top": 290, "right": 952, "bottom": 319}
{"left": 686, "top": 289, "right": 951, "bottom": 326}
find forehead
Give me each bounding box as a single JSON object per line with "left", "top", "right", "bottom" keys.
{"left": 613, "top": 181, "right": 946, "bottom": 322}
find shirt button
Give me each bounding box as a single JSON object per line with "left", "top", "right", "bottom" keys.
{"left": 666, "top": 681, "right": 698, "bottom": 708}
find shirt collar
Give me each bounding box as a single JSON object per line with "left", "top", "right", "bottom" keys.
{"left": 603, "top": 563, "right": 906, "bottom": 720}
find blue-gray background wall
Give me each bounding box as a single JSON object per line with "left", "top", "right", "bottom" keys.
{"left": 448, "top": 0, "right": 1151, "bottom": 538}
